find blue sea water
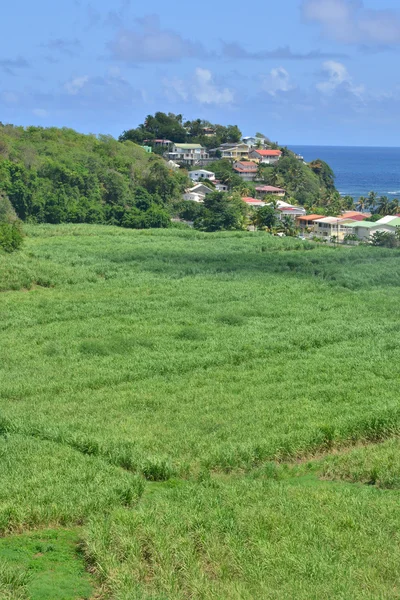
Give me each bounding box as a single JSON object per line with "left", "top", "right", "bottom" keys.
{"left": 288, "top": 145, "right": 400, "bottom": 200}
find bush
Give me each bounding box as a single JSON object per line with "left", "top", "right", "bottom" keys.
{"left": 0, "top": 222, "right": 24, "bottom": 252}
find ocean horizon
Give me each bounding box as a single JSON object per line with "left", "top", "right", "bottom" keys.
{"left": 288, "top": 145, "right": 400, "bottom": 200}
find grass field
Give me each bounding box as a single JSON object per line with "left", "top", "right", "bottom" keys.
{"left": 1, "top": 224, "right": 400, "bottom": 598}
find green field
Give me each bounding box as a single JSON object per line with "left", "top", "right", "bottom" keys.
{"left": 1, "top": 225, "right": 400, "bottom": 598}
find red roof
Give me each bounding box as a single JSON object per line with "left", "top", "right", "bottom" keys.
{"left": 297, "top": 214, "right": 324, "bottom": 222}
{"left": 235, "top": 161, "right": 257, "bottom": 168}
{"left": 253, "top": 149, "right": 282, "bottom": 157}
{"left": 255, "top": 185, "right": 285, "bottom": 193}
{"left": 242, "top": 197, "right": 263, "bottom": 204}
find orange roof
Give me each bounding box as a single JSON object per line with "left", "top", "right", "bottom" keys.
{"left": 297, "top": 214, "right": 324, "bottom": 222}
{"left": 253, "top": 149, "right": 282, "bottom": 156}
{"left": 342, "top": 211, "right": 371, "bottom": 218}
{"left": 235, "top": 161, "right": 257, "bottom": 167}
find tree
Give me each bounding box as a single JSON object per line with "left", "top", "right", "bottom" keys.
{"left": 367, "top": 191, "right": 377, "bottom": 210}
{"left": 388, "top": 199, "right": 400, "bottom": 215}
{"left": 194, "top": 191, "right": 247, "bottom": 232}
{"left": 376, "top": 196, "right": 390, "bottom": 215}
{"left": 356, "top": 196, "right": 368, "bottom": 212}
{"left": 255, "top": 205, "right": 277, "bottom": 231}
{"left": 278, "top": 215, "right": 297, "bottom": 236}
{"left": 370, "top": 230, "right": 399, "bottom": 248}
{"left": 309, "top": 159, "right": 336, "bottom": 191}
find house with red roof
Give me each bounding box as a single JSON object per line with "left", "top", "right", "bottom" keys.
{"left": 249, "top": 149, "right": 282, "bottom": 165}
{"left": 255, "top": 185, "right": 285, "bottom": 198}
{"left": 233, "top": 161, "right": 258, "bottom": 181}
{"left": 242, "top": 197, "right": 265, "bottom": 207}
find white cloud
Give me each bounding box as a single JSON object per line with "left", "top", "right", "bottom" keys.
{"left": 193, "top": 68, "right": 234, "bottom": 105}
{"left": 262, "top": 67, "right": 295, "bottom": 96}
{"left": 32, "top": 108, "right": 48, "bottom": 117}
{"left": 317, "top": 61, "right": 365, "bottom": 97}
{"left": 1, "top": 91, "right": 19, "bottom": 104}
{"left": 164, "top": 68, "right": 234, "bottom": 106}
{"left": 302, "top": 0, "right": 400, "bottom": 46}
{"left": 109, "top": 15, "right": 207, "bottom": 63}
{"left": 64, "top": 76, "right": 89, "bottom": 95}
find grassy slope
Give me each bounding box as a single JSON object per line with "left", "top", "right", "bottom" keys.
{"left": 1, "top": 225, "right": 400, "bottom": 598}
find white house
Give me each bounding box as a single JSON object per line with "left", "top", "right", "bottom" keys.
{"left": 183, "top": 183, "right": 213, "bottom": 203}
{"left": 277, "top": 205, "right": 306, "bottom": 220}
{"left": 242, "top": 136, "right": 269, "bottom": 148}
{"left": 242, "top": 197, "right": 266, "bottom": 207}
{"left": 189, "top": 169, "right": 216, "bottom": 182}
{"left": 341, "top": 217, "right": 400, "bottom": 241}
{"left": 249, "top": 149, "right": 282, "bottom": 164}
{"left": 215, "top": 181, "right": 228, "bottom": 192}
{"left": 168, "top": 144, "right": 209, "bottom": 165}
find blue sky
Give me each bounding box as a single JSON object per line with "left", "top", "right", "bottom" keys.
{"left": 1, "top": 0, "right": 400, "bottom": 145}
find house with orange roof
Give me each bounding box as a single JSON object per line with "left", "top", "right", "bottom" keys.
{"left": 233, "top": 161, "right": 258, "bottom": 181}
{"left": 296, "top": 214, "right": 325, "bottom": 231}
{"left": 249, "top": 149, "right": 282, "bottom": 165}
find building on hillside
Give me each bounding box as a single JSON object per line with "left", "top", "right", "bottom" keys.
{"left": 214, "top": 180, "right": 228, "bottom": 192}
{"left": 142, "top": 146, "right": 152, "bottom": 153}
{"left": 233, "top": 161, "right": 258, "bottom": 181}
{"left": 189, "top": 169, "right": 216, "bottom": 182}
{"left": 219, "top": 143, "right": 250, "bottom": 161}
{"left": 255, "top": 185, "right": 285, "bottom": 198}
{"left": 296, "top": 214, "right": 324, "bottom": 230}
{"left": 242, "top": 136, "right": 269, "bottom": 148}
{"left": 340, "top": 220, "right": 400, "bottom": 241}
{"left": 183, "top": 183, "right": 213, "bottom": 203}
{"left": 314, "top": 217, "right": 360, "bottom": 240}
{"left": 249, "top": 149, "right": 282, "bottom": 164}
{"left": 202, "top": 127, "right": 215, "bottom": 136}
{"left": 168, "top": 144, "right": 209, "bottom": 165}
{"left": 144, "top": 139, "right": 172, "bottom": 147}
{"left": 166, "top": 160, "right": 180, "bottom": 170}
{"left": 242, "top": 197, "right": 266, "bottom": 207}
{"left": 374, "top": 215, "right": 399, "bottom": 225}
{"left": 341, "top": 211, "right": 370, "bottom": 221}
{"left": 277, "top": 205, "right": 306, "bottom": 220}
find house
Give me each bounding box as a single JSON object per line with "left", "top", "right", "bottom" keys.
{"left": 189, "top": 169, "right": 216, "bottom": 182}
{"left": 166, "top": 160, "right": 180, "bottom": 170}
{"left": 242, "top": 136, "right": 269, "bottom": 148}
{"left": 249, "top": 149, "right": 282, "bottom": 165}
{"left": 242, "top": 197, "right": 265, "bottom": 207}
{"left": 314, "top": 217, "right": 359, "bottom": 240}
{"left": 168, "top": 144, "right": 209, "bottom": 165}
{"left": 144, "top": 139, "right": 172, "bottom": 147}
{"left": 233, "top": 161, "right": 258, "bottom": 181}
{"left": 277, "top": 205, "right": 306, "bottom": 220}
{"left": 142, "top": 146, "right": 152, "bottom": 153}
{"left": 374, "top": 215, "right": 399, "bottom": 225}
{"left": 341, "top": 211, "right": 370, "bottom": 221}
{"left": 183, "top": 183, "right": 213, "bottom": 203}
{"left": 340, "top": 219, "right": 400, "bottom": 241}
{"left": 296, "top": 214, "right": 324, "bottom": 231}
{"left": 202, "top": 127, "right": 215, "bottom": 137}
{"left": 219, "top": 143, "right": 250, "bottom": 161}
{"left": 255, "top": 185, "right": 285, "bottom": 198}
{"left": 214, "top": 180, "right": 228, "bottom": 192}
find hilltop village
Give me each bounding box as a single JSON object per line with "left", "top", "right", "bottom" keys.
{"left": 138, "top": 124, "right": 400, "bottom": 245}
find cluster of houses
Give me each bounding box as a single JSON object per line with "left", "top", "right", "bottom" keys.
{"left": 297, "top": 212, "right": 400, "bottom": 241}
{"left": 182, "top": 178, "right": 400, "bottom": 241}
{"left": 143, "top": 136, "right": 287, "bottom": 168}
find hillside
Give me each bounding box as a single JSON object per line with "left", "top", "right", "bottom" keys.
{"left": 1, "top": 225, "right": 400, "bottom": 598}
{"left": 0, "top": 124, "right": 188, "bottom": 227}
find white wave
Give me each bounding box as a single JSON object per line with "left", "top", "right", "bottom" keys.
{"left": 387, "top": 191, "right": 400, "bottom": 195}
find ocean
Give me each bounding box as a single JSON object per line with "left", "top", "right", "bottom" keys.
{"left": 288, "top": 145, "right": 400, "bottom": 201}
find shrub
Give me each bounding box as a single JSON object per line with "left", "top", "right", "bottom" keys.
{"left": 0, "top": 222, "right": 24, "bottom": 253}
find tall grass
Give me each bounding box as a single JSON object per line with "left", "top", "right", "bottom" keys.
{"left": 1, "top": 224, "right": 400, "bottom": 597}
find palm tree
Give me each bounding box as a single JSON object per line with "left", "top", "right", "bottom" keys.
{"left": 367, "top": 191, "right": 377, "bottom": 211}
{"left": 388, "top": 199, "right": 400, "bottom": 215}
{"left": 279, "top": 215, "right": 296, "bottom": 237}
{"left": 376, "top": 196, "right": 390, "bottom": 215}
{"left": 356, "top": 196, "right": 368, "bottom": 212}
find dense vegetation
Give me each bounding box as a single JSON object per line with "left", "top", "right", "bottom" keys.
{"left": 1, "top": 225, "right": 400, "bottom": 597}
{"left": 0, "top": 124, "right": 189, "bottom": 228}
{"left": 119, "top": 112, "right": 242, "bottom": 150}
